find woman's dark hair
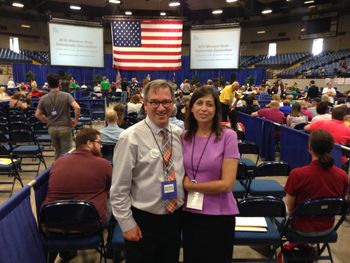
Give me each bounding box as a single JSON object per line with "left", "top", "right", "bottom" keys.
{"left": 316, "top": 101, "right": 329, "bottom": 115}
{"left": 184, "top": 85, "right": 222, "bottom": 141}
{"left": 228, "top": 109, "right": 239, "bottom": 132}
{"left": 290, "top": 102, "right": 304, "bottom": 117}
{"left": 309, "top": 130, "right": 334, "bottom": 169}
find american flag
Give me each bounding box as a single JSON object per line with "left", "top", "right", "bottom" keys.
{"left": 111, "top": 19, "right": 183, "bottom": 71}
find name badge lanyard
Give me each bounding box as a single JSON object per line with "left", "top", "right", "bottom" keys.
{"left": 191, "top": 132, "right": 213, "bottom": 182}
{"left": 144, "top": 120, "right": 173, "bottom": 174}
{"left": 49, "top": 91, "right": 58, "bottom": 115}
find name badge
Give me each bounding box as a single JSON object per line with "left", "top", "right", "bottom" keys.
{"left": 161, "top": 180, "right": 177, "bottom": 200}
{"left": 186, "top": 191, "right": 204, "bottom": 210}
{"left": 51, "top": 110, "right": 57, "bottom": 116}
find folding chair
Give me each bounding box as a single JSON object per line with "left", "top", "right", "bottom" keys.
{"left": 232, "top": 162, "right": 248, "bottom": 199}
{"left": 239, "top": 142, "right": 260, "bottom": 174}
{"left": 101, "top": 143, "right": 115, "bottom": 163}
{"left": 79, "top": 107, "right": 93, "bottom": 127}
{"left": 10, "top": 129, "right": 47, "bottom": 176}
{"left": 0, "top": 131, "right": 22, "bottom": 196}
{"left": 280, "top": 197, "right": 348, "bottom": 263}
{"left": 233, "top": 196, "right": 286, "bottom": 262}
{"left": 293, "top": 122, "right": 308, "bottom": 130}
{"left": 236, "top": 130, "right": 245, "bottom": 142}
{"left": 39, "top": 200, "right": 107, "bottom": 263}
{"left": 247, "top": 161, "right": 290, "bottom": 198}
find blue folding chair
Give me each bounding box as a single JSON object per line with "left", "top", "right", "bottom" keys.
{"left": 234, "top": 196, "right": 286, "bottom": 262}
{"left": 280, "top": 197, "right": 348, "bottom": 263}
{"left": 247, "top": 161, "right": 290, "bottom": 198}
{"left": 39, "top": 200, "right": 107, "bottom": 263}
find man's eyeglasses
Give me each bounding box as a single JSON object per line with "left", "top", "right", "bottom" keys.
{"left": 147, "top": 100, "right": 173, "bottom": 108}
{"left": 93, "top": 140, "right": 102, "bottom": 145}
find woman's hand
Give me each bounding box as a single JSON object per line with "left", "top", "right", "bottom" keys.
{"left": 183, "top": 176, "right": 192, "bottom": 191}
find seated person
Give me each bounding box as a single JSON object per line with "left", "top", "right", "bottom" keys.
{"left": 228, "top": 108, "right": 245, "bottom": 132}
{"left": 9, "top": 93, "right": 28, "bottom": 109}
{"left": 286, "top": 102, "right": 308, "bottom": 128}
{"left": 0, "top": 86, "right": 10, "bottom": 100}
{"left": 308, "top": 97, "right": 321, "bottom": 118}
{"left": 127, "top": 94, "right": 142, "bottom": 114}
{"left": 251, "top": 101, "right": 285, "bottom": 124}
{"left": 236, "top": 97, "right": 260, "bottom": 115}
{"left": 43, "top": 128, "right": 112, "bottom": 225}
{"left": 284, "top": 130, "right": 349, "bottom": 236}
{"left": 99, "top": 109, "right": 125, "bottom": 145}
{"left": 311, "top": 101, "right": 331, "bottom": 123}
{"left": 169, "top": 105, "right": 184, "bottom": 130}
{"left": 279, "top": 99, "right": 292, "bottom": 116}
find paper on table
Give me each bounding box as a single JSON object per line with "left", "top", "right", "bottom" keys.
{"left": 235, "top": 217, "right": 267, "bottom": 227}
{"left": 235, "top": 226, "right": 267, "bottom": 232}
{"left": 235, "top": 217, "right": 268, "bottom": 232}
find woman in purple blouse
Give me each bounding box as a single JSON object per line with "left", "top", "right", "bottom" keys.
{"left": 181, "top": 86, "right": 240, "bottom": 263}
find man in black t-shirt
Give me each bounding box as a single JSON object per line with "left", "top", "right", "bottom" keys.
{"left": 306, "top": 80, "right": 319, "bottom": 100}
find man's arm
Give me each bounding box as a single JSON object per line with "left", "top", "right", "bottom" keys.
{"left": 285, "top": 193, "right": 296, "bottom": 212}
{"left": 70, "top": 100, "right": 80, "bottom": 127}
{"left": 35, "top": 108, "right": 48, "bottom": 123}
{"left": 110, "top": 134, "right": 142, "bottom": 241}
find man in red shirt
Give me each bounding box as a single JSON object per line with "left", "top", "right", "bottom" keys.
{"left": 251, "top": 100, "right": 285, "bottom": 124}
{"left": 44, "top": 128, "right": 112, "bottom": 224}
{"left": 304, "top": 105, "right": 350, "bottom": 145}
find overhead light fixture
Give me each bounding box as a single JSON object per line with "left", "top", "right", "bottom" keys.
{"left": 12, "top": 2, "right": 24, "bottom": 8}
{"left": 257, "top": 30, "right": 266, "bottom": 34}
{"left": 160, "top": 12, "right": 166, "bottom": 16}
{"left": 301, "top": 28, "right": 306, "bottom": 32}
{"left": 261, "top": 8, "right": 272, "bottom": 14}
{"left": 21, "top": 24, "right": 31, "bottom": 28}
{"left": 125, "top": 11, "right": 132, "bottom": 15}
{"left": 70, "top": 5, "right": 81, "bottom": 10}
{"left": 109, "top": 0, "right": 121, "bottom": 3}
{"left": 169, "top": 1, "right": 180, "bottom": 7}
{"left": 212, "top": 9, "right": 223, "bottom": 15}
{"left": 308, "top": 5, "right": 316, "bottom": 8}
{"left": 226, "top": 0, "right": 238, "bottom": 2}
{"left": 304, "top": 0, "right": 315, "bottom": 4}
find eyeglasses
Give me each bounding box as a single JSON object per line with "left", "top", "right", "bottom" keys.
{"left": 147, "top": 100, "right": 173, "bottom": 108}
{"left": 93, "top": 140, "right": 102, "bottom": 145}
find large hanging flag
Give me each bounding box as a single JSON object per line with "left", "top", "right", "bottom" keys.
{"left": 111, "top": 19, "right": 183, "bottom": 71}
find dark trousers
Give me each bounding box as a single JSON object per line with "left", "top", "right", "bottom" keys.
{"left": 182, "top": 211, "right": 235, "bottom": 263}
{"left": 221, "top": 102, "right": 230, "bottom": 121}
{"left": 125, "top": 207, "right": 182, "bottom": 263}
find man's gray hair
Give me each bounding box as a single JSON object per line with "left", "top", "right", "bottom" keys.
{"left": 143, "top": 79, "right": 175, "bottom": 101}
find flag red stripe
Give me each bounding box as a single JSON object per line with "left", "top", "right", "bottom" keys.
{"left": 140, "top": 44, "right": 181, "bottom": 48}
{"left": 114, "top": 58, "right": 180, "bottom": 63}
{"left": 114, "top": 51, "right": 181, "bottom": 56}
{"left": 141, "top": 36, "right": 182, "bottom": 40}
{"left": 141, "top": 28, "right": 182, "bottom": 33}
{"left": 114, "top": 66, "right": 182, "bottom": 71}
{"left": 141, "top": 20, "right": 182, "bottom": 24}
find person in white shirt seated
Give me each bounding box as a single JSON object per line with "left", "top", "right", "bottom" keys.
{"left": 169, "top": 105, "right": 184, "bottom": 130}
{"left": 127, "top": 95, "right": 143, "bottom": 114}
{"left": 99, "top": 109, "right": 125, "bottom": 145}
{"left": 311, "top": 101, "right": 332, "bottom": 123}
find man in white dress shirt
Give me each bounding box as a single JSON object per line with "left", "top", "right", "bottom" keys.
{"left": 110, "top": 79, "right": 184, "bottom": 263}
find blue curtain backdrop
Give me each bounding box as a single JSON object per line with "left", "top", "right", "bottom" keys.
{"left": 13, "top": 55, "right": 266, "bottom": 86}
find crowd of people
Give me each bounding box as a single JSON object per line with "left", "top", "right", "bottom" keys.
{"left": 1, "top": 73, "right": 349, "bottom": 262}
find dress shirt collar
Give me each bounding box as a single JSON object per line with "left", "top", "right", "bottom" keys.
{"left": 145, "top": 115, "right": 170, "bottom": 135}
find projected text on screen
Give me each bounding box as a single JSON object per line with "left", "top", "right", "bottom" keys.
{"left": 49, "top": 23, "right": 104, "bottom": 68}
{"left": 190, "top": 28, "right": 241, "bottom": 69}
